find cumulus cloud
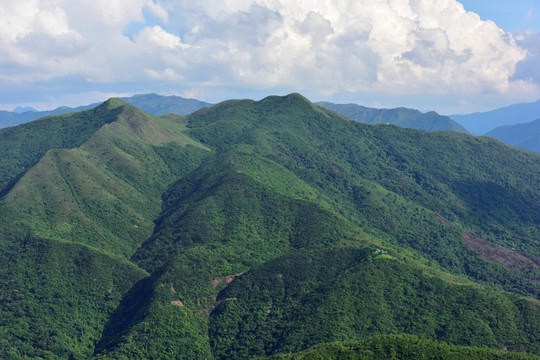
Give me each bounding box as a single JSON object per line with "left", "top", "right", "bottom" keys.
{"left": 0, "top": 0, "right": 537, "bottom": 109}
{"left": 136, "top": 25, "right": 189, "bottom": 49}
{"left": 171, "top": 0, "right": 529, "bottom": 95}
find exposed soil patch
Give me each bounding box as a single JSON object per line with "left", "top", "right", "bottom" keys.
{"left": 463, "top": 232, "right": 540, "bottom": 282}
{"left": 431, "top": 214, "right": 453, "bottom": 227}
{"left": 211, "top": 272, "right": 245, "bottom": 290}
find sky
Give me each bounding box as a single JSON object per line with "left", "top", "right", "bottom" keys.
{"left": 0, "top": 0, "right": 539, "bottom": 114}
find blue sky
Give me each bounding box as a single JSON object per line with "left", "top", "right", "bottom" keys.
{"left": 459, "top": 1, "right": 539, "bottom": 32}
{"left": 0, "top": 0, "right": 539, "bottom": 114}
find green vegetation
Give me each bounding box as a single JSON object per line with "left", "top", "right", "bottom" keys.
{"left": 0, "top": 100, "right": 209, "bottom": 358}
{"left": 1, "top": 94, "right": 540, "bottom": 359}
{"left": 264, "top": 334, "right": 539, "bottom": 359}
{"left": 184, "top": 93, "right": 540, "bottom": 296}
{"left": 0, "top": 99, "right": 124, "bottom": 190}
{"left": 0, "top": 234, "right": 147, "bottom": 359}
{"left": 209, "top": 248, "right": 540, "bottom": 359}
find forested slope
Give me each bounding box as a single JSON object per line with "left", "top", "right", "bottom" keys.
{"left": 0, "top": 100, "right": 209, "bottom": 358}
{"left": 1, "top": 94, "right": 539, "bottom": 359}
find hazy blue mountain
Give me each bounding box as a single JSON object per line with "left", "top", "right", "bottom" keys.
{"left": 317, "top": 101, "right": 468, "bottom": 133}
{"left": 119, "top": 93, "right": 212, "bottom": 115}
{"left": 486, "top": 118, "right": 540, "bottom": 153}
{"left": 449, "top": 99, "right": 540, "bottom": 134}
{"left": 0, "top": 94, "right": 212, "bottom": 129}
{"left": 0, "top": 104, "right": 96, "bottom": 128}
{"left": 13, "top": 106, "right": 38, "bottom": 113}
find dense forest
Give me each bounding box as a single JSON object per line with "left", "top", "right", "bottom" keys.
{"left": 0, "top": 94, "right": 539, "bottom": 359}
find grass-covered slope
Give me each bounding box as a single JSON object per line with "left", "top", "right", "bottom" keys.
{"left": 1, "top": 100, "right": 208, "bottom": 256}
{"left": 0, "top": 99, "right": 123, "bottom": 189}
{"left": 0, "top": 235, "right": 147, "bottom": 359}
{"left": 0, "top": 100, "right": 209, "bottom": 358}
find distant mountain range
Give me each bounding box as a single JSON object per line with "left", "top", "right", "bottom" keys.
{"left": 317, "top": 102, "right": 468, "bottom": 133}
{"left": 0, "top": 93, "right": 212, "bottom": 128}
{"left": 119, "top": 93, "right": 213, "bottom": 115}
{"left": 449, "top": 99, "right": 540, "bottom": 135}
{"left": 446, "top": 98, "right": 540, "bottom": 153}
{"left": 5, "top": 94, "right": 540, "bottom": 154}
{"left": 486, "top": 118, "right": 540, "bottom": 153}
{"left": 1, "top": 94, "right": 469, "bottom": 134}
{"left": 0, "top": 104, "right": 97, "bottom": 128}
{"left": 13, "top": 106, "right": 38, "bottom": 113}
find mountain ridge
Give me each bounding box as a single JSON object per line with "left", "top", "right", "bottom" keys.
{"left": 486, "top": 118, "right": 540, "bottom": 153}
{"left": 449, "top": 99, "right": 540, "bottom": 134}
{"left": 0, "top": 93, "right": 212, "bottom": 129}
{"left": 317, "top": 101, "right": 468, "bottom": 133}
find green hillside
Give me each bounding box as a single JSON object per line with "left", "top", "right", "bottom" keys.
{"left": 1, "top": 94, "right": 540, "bottom": 359}
{"left": 0, "top": 100, "right": 209, "bottom": 358}
{"left": 264, "top": 334, "right": 539, "bottom": 360}
{"left": 0, "top": 93, "right": 212, "bottom": 130}
{"left": 0, "top": 99, "right": 124, "bottom": 190}
{"left": 209, "top": 248, "right": 540, "bottom": 359}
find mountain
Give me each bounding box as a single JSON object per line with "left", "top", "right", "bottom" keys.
{"left": 486, "top": 118, "right": 540, "bottom": 153}
{"left": 317, "top": 101, "right": 468, "bottom": 133}
{"left": 13, "top": 106, "right": 38, "bottom": 113}
{"left": 0, "top": 104, "right": 97, "bottom": 128}
{"left": 0, "top": 100, "right": 127, "bottom": 190}
{"left": 0, "top": 99, "right": 209, "bottom": 358}
{"left": 0, "top": 94, "right": 211, "bottom": 129}
{"left": 449, "top": 99, "right": 540, "bottom": 135}
{"left": 1, "top": 94, "right": 540, "bottom": 359}
{"left": 119, "top": 93, "right": 212, "bottom": 115}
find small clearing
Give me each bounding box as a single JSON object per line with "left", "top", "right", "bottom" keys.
{"left": 463, "top": 232, "right": 540, "bottom": 282}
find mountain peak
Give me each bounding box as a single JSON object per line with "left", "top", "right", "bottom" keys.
{"left": 102, "top": 97, "right": 128, "bottom": 110}
{"left": 260, "top": 92, "right": 312, "bottom": 106}
{"left": 13, "top": 106, "right": 37, "bottom": 113}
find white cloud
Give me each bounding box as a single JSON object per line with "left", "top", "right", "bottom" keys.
{"left": 74, "top": 0, "right": 146, "bottom": 27}
{"left": 144, "top": 0, "right": 169, "bottom": 23}
{"left": 136, "top": 25, "right": 189, "bottom": 49}
{"left": 145, "top": 67, "right": 184, "bottom": 81}
{"left": 0, "top": 0, "right": 538, "bottom": 112}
